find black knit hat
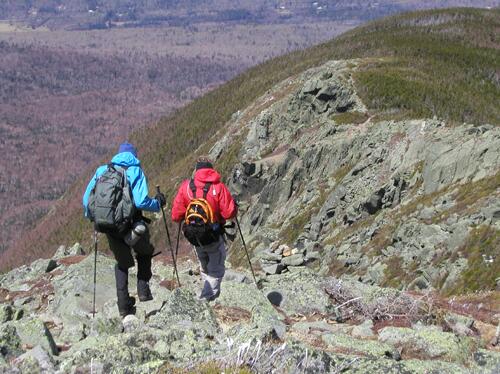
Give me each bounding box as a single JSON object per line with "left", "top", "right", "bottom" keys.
{"left": 195, "top": 156, "right": 213, "bottom": 170}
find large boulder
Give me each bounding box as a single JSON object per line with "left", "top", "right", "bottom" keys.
{"left": 12, "top": 345, "right": 55, "bottom": 373}
{"left": 216, "top": 281, "right": 286, "bottom": 342}
{"left": 49, "top": 254, "right": 116, "bottom": 344}
{"left": 58, "top": 332, "right": 166, "bottom": 372}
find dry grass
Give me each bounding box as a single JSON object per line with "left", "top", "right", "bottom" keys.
{"left": 433, "top": 172, "right": 500, "bottom": 224}
{"left": 447, "top": 226, "right": 500, "bottom": 295}
{"left": 324, "top": 277, "right": 424, "bottom": 323}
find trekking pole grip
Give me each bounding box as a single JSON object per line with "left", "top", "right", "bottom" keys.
{"left": 156, "top": 185, "right": 161, "bottom": 194}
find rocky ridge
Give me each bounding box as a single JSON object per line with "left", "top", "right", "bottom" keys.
{"left": 213, "top": 59, "right": 500, "bottom": 296}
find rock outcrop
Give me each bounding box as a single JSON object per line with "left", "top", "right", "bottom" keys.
{"left": 211, "top": 59, "right": 499, "bottom": 296}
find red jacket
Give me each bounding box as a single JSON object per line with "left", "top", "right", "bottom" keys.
{"left": 171, "top": 168, "right": 237, "bottom": 223}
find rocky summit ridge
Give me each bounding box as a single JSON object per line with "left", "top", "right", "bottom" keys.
{"left": 0, "top": 58, "right": 499, "bottom": 373}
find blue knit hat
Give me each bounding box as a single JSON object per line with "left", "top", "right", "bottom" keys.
{"left": 118, "top": 142, "right": 137, "bottom": 157}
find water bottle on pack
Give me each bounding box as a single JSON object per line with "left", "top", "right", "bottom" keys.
{"left": 124, "top": 221, "right": 147, "bottom": 246}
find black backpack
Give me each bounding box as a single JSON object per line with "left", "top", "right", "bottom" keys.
{"left": 87, "top": 164, "right": 136, "bottom": 234}
{"left": 182, "top": 180, "right": 221, "bottom": 246}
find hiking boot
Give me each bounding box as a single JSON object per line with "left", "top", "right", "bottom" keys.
{"left": 137, "top": 280, "right": 153, "bottom": 302}
{"left": 117, "top": 295, "right": 136, "bottom": 317}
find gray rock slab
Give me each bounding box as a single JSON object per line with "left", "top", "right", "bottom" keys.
{"left": 263, "top": 269, "right": 332, "bottom": 315}
{"left": 223, "top": 269, "right": 248, "bottom": 283}
{"left": 262, "top": 263, "right": 284, "bottom": 275}
{"left": 50, "top": 254, "right": 116, "bottom": 328}
{"left": 88, "top": 316, "right": 122, "bottom": 337}
{"left": 305, "top": 251, "right": 321, "bottom": 261}
{"left": 281, "top": 254, "right": 305, "bottom": 266}
{"left": 11, "top": 317, "right": 58, "bottom": 355}
{"left": 258, "top": 250, "right": 283, "bottom": 262}
{"left": 147, "top": 288, "right": 219, "bottom": 338}
{"left": 13, "top": 345, "right": 55, "bottom": 373}
{"left": 322, "top": 332, "right": 397, "bottom": 358}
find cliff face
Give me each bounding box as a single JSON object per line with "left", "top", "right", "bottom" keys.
{"left": 208, "top": 59, "right": 500, "bottom": 295}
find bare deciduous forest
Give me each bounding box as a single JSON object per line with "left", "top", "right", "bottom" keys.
{"left": 1, "top": 0, "right": 497, "bottom": 30}
{"left": 0, "top": 21, "right": 351, "bottom": 253}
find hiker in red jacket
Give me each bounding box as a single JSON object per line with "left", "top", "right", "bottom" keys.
{"left": 171, "top": 157, "right": 237, "bottom": 301}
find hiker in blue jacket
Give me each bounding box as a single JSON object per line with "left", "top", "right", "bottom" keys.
{"left": 83, "top": 142, "right": 166, "bottom": 317}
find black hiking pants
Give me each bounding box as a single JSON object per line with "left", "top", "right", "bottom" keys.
{"left": 106, "top": 226, "right": 154, "bottom": 282}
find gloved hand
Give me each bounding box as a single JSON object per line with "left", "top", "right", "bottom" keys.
{"left": 155, "top": 192, "right": 166, "bottom": 207}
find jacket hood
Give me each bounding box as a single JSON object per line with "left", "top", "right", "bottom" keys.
{"left": 194, "top": 168, "right": 221, "bottom": 183}
{"left": 111, "top": 152, "right": 141, "bottom": 167}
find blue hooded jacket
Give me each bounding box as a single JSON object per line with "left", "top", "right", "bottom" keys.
{"left": 82, "top": 151, "right": 160, "bottom": 216}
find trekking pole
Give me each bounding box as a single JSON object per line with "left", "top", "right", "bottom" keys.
{"left": 156, "top": 185, "right": 181, "bottom": 287}
{"left": 234, "top": 216, "right": 258, "bottom": 287}
{"left": 92, "top": 230, "right": 98, "bottom": 318}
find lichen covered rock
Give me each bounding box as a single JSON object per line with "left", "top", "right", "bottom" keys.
{"left": 378, "top": 326, "right": 476, "bottom": 363}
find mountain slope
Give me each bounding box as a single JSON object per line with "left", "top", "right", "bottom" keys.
{"left": 0, "top": 7, "right": 498, "bottom": 373}
{"left": 0, "top": 18, "right": 352, "bottom": 255}
{"left": 0, "top": 40, "right": 237, "bottom": 253}
{"left": 2, "top": 6, "right": 499, "bottom": 286}
{"left": 219, "top": 60, "right": 499, "bottom": 295}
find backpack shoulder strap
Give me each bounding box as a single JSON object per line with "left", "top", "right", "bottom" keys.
{"left": 202, "top": 182, "right": 212, "bottom": 199}
{"left": 112, "top": 164, "right": 128, "bottom": 187}
{"left": 189, "top": 179, "right": 197, "bottom": 199}
{"left": 189, "top": 180, "right": 213, "bottom": 199}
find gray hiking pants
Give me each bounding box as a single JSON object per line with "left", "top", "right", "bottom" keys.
{"left": 195, "top": 236, "right": 226, "bottom": 301}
